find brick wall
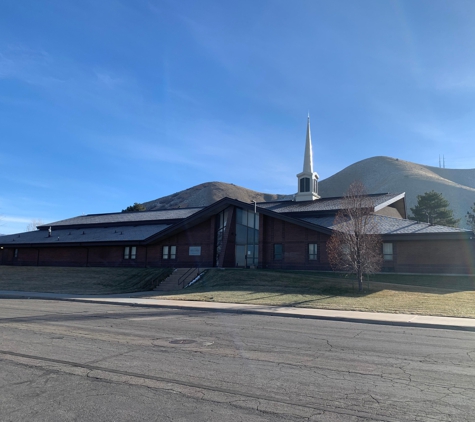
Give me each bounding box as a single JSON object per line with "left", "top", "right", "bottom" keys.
{"left": 260, "top": 216, "right": 331, "bottom": 270}
{"left": 146, "top": 218, "right": 216, "bottom": 268}
{"left": 392, "top": 239, "right": 475, "bottom": 274}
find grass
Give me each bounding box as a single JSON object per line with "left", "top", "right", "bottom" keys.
{"left": 150, "top": 269, "right": 475, "bottom": 318}
{"left": 1, "top": 266, "right": 475, "bottom": 318}
{"left": 0, "top": 266, "right": 173, "bottom": 294}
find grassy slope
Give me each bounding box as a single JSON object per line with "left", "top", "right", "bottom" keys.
{"left": 1, "top": 266, "right": 474, "bottom": 318}
{"left": 152, "top": 269, "right": 475, "bottom": 318}
{"left": 0, "top": 266, "right": 173, "bottom": 294}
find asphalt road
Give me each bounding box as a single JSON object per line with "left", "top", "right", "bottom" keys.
{"left": 0, "top": 299, "right": 474, "bottom": 421}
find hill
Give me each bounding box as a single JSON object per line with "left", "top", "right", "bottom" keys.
{"left": 141, "top": 181, "right": 289, "bottom": 210}
{"left": 318, "top": 156, "right": 475, "bottom": 228}
{"left": 139, "top": 157, "right": 475, "bottom": 228}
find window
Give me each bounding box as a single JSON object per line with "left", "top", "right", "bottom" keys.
{"left": 124, "top": 246, "right": 137, "bottom": 259}
{"left": 300, "top": 177, "right": 310, "bottom": 193}
{"left": 308, "top": 244, "right": 318, "bottom": 260}
{"left": 383, "top": 243, "right": 393, "bottom": 261}
{"left": 235, "top": 208, "right": 259, "bottom": 267}
{"left": 14, "top": 248, "right": 18, "bottom": 259}
{"left": 163, "top": 245, "right": 176, "bottom": 260}
{"left": 274, "top": 244, "right": 283, "bottom": 260}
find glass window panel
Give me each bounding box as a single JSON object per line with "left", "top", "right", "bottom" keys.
{"left": 170, "top": 246, "right": 176, "bottom": 259}
{"left": 247, "top": 245, "right": 254, "bottom": 258}
{"left": 309, "top": 244, "right": 318, "bottom": 260}
{"left": 248, "top": 227, "right": 255, "bottom": 244}
{"left": 124, "top": 247, "right": 130, "bottom": 259}
{"left": 222, "top": 209, "right": 227, "bottom": 228}
{"left": 131, "top": 246, "right": 137, "bottom": 259}
{"left": 163, "top": 246, "right": 169, "bottom": 259}
{"left": 242, "top": 209, "right": 248, "bottom": 226}
{"left": 236, "top": 208, "right": 242, "bottom": 226}
{"left": 235, "top": 245, "right": 246, "bottom": 267}
{"left": 236, "top": 224, "right": 247, "bottom": 244}
{"left": 383, "top": 243, "right": 393, "bottom": 261}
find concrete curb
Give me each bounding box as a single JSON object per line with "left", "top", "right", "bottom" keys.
{"left": 1, "top": 290, "right": 475, "bottom": 332}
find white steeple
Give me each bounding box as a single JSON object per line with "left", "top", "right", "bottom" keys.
{"left": 295, "top": 115, "right": 320, "bottom": 202}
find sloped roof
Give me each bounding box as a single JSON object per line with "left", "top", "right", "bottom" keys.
{"left": 257, "top": 193, "right": 404, "bottom": 214}
{"left": 0, "top": 224, "right": 170, "bottom": 246}
{"left": 39, "top": 208, "right": 204, "bottom": 228}
{"left": 301, "top": 214, "right": 469, "bottom": 235}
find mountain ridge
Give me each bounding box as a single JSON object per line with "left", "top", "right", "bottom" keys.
{"left": 138, "top": 156, "right": 475, "bottom": 228}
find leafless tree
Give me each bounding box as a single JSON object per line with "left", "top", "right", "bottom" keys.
{"left": 26, "top": 219, "right": 44, "bottom": 232}
{"left": 327, "top": 181, "right": 383, "bottom": 292}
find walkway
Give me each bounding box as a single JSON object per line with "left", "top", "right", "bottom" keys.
{"left": 1, "top": 289, "right": 474, "bottom": 331}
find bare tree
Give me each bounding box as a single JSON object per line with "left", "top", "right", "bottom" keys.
{"left": 26, "top": 219, "right": 44, "bottom": 232}
{"left": 326, "top": 181, "right": 383, "bottom": 292}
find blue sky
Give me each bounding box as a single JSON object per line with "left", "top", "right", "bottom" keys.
{"left": 1, "top": 0, "right": 475, "bottom": 234}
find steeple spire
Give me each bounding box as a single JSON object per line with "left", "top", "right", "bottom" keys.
{"left": 295, "top": 114, "right": 320, "bottom": 202}
{"left": 303, "top": 114, "right": 313, "bottom": 173}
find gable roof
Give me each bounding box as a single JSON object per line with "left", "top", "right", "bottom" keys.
{"left": 257, "top": 193, "right": 404, "bottom": 214}
{"left": 38, "top": 208, "right": 204, "bottom": 229}
{"left": 301, "top": 214, "right": 471, "bottom": 240}
{"left": 0, "top": 224, "right": 171, "bottom": 246}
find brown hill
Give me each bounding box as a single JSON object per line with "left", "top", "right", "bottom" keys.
{"left": 318, "top": 156, "right": 475, "bottom": 228}
{"left": 140, "top": 157, "right": 475, "bottom": 228}
{"left": 142, "top": 182, "right": 289, "bottom": 210}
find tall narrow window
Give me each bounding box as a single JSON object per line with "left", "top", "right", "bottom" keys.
{"left": 170, "top": 246, "right": 176, "bottom": 259}
{"left": 124, "top": 246, "right": 130, "bottom": 259}
{"left": 383, "top": 243, "right": 393, "bottom": 261}
{"left": 274, "top": 244, "right": 283, "bottom": 261}
{"left": 235, "top": 208, "right": 259, "bottom": 267}
{"left": 14, "top": 248, "right": 18, "bottom": 258}
{"left": 300, "top": 177, "right": 310, "bottom": 193}
{"left": 163, "top": 246, "right": 169, "bottom": 260}
{"left": 308, "top": 244, "right": 318, "bottom": 260}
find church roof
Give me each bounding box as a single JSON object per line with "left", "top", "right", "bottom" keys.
{"left": 38, "top": 208, "right": 204, "bottom": 229}
{"left": 300, "top": 214, "right": 469, "bottom": 237}
{"left": 0, "top": 224, "right": 171, "bottom": 245}
{"left": 257, "top": 193, "right": 403, "bottom": 214}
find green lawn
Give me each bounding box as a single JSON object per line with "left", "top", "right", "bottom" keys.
{"left": 150, "top": 269, "right": 475, "bottom": 318}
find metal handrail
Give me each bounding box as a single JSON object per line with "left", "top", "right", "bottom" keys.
{"left": 177, "top": 265, "right": 201, "bottom": 288}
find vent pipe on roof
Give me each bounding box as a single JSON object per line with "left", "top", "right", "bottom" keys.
{"left": 48, "top": 227, "right": 52, "bottom": 237}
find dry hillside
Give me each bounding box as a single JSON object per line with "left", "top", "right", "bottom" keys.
{"left": 318, "top": 156, "right": 475, "bottom": 227}
{"left": 142, "top": 182, "right": 289, "bottom": 210}
{"left": 139, "top": 157, "right": 475, "bottom": 228}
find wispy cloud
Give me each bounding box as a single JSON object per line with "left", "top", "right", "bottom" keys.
{"left": 2, "top": 216, "right": 32, "bottom": 224}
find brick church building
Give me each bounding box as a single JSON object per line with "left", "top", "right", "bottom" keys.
{"left": 1, "top": 118, "right": 474, "bottom": 274}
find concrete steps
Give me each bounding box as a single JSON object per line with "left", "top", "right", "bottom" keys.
{"left": 154, "top": 268, "right": 202, "bottom": 291}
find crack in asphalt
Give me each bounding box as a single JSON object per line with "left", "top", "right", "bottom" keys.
{"left": 0, "top": 349, "right": 401, "bottom": 422}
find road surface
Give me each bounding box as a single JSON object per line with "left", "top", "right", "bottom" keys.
{"left": 0, "top": 299, "right": 474, "bottom": 421}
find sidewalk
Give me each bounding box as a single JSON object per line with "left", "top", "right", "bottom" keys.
{"left": 1, "top": 289, "right": 475, "bottom": 331}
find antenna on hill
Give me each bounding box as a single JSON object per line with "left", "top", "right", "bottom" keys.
{"left": 439, "top": 155, "right": 441, "bottom": 168}
{"left": 443, "top": 155, "right": 445, "bottom": 168}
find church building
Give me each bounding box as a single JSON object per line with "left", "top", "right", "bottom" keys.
{"left": 1, "top": 118, "right": 474, "bottom": 274}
